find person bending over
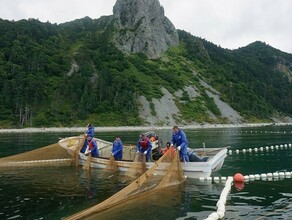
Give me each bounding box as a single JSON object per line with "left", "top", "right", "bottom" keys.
{"left": 136, "top": 134, "right": 152, "bottom": 162}
{"left": 85, "top": 136, "right": 99, "bottom": 157}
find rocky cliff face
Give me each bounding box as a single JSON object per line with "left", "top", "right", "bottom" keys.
{"left": 113, "top": 0, "right": 179, "bottom": 59}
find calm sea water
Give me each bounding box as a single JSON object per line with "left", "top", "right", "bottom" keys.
{"left": 0, "top": 125, "right": 291, "bottom": 220}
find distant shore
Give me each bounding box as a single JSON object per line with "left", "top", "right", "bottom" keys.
{"left": 0, "top": 123, "right": 291, "bottom": 133}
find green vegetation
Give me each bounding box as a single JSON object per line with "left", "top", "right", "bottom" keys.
{"left": 0, "top": 17, "right": 291, "bottom": 128}
{"left": 178, "top": 31, "right": 292, "bottom": 120}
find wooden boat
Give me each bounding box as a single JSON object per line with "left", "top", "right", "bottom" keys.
{"left": 58, "top": 135, "right": 228, "bottom": 179}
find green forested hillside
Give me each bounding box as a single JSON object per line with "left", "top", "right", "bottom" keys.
{"left": 178, "top": 31, "right": 292, "bottom": 120}
{"left": 0, "top": 17, "right": 291, "bottom": 128}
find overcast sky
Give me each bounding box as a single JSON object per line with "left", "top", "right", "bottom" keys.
{"left": 1, "top": 0, "right": 291, "bottom": 54}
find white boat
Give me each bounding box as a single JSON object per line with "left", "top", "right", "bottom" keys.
{"left": 58, "top": 135, "right": 228, "bottom": 179}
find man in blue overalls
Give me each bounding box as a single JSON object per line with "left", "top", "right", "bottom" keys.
{"left": 112, "top": 136, "right": 123, "bottom": 160}
{"left": 171, "top": 125, "right": 189, "bottom": 162}
{"left": 81, "top": 123, "right": 95, "bottom": 153}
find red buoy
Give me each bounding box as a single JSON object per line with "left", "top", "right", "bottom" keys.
{"left": 233, "top": 173, "right": 244, "bottom": 182}
{"left": 234, "top": 173, "right": 245, "bottom": 191}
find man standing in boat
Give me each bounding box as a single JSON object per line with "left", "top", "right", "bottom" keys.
{"left": 112, "top": 136, "right": 123, "bottom": 160}
{"left": 136, "top": 134, "right": 152, "bottom": 162}
{"left": 81, "top": 123, "right": 95, "bottom": 153}
{"left": 85, "top": 135, "right": 99, "bottom": 157}
{"left": 171, "top": 126, "right": 189, "bottom": 162}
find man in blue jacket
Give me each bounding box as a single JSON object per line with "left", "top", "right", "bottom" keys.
{"left": 136, "top": 134, "right": 152, "bottom": 162}
{"left": 81, "top": 123, "right": 95, "bottom": 153}
{"left": 171, "top": 125, "right": 189, "bottom": 162}
{"left": 112, "top": 136, "right": 123, "bottom": 160}
{"left": 85, "top": 123, "right": 94, "bottom": 139}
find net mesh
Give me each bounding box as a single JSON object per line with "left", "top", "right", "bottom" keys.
{"left": 0, "top": 143, "right": 72, "bottom": 167}
{"left": 125, "top": 152, "right": 146, "bottom": 178}
{"left": 82, "top": 154, "right": 92, "bottom": 170}
{"left": 65, "top": 147, "right": 185, "bottom": 220}
{"left": 71, "top": 136, "right": 86, "bottom": 167}
{"left": 104, "top": 155, "right": 118, "bottom": 173}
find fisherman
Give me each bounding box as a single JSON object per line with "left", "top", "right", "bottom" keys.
{"left": 85, "top": 135, "right": 99, "bottom": 157}
{"left": 112, "top": 136, "right": 123, "bottom": 160}
{"left": 162, "top": 141, "right": 175, "bottom": 156}
{"left": 87, "top": 123, "right": 94, "bottom": 136}
{"left": 171, "top": 125, "right": 189, "bottom": 162}
{"left": 81, "top": 123, "right": 95, "bottom": 153}
{"left": 136, "top": 134, "right": 152, "bottom": 162}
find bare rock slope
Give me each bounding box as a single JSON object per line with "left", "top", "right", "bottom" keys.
{"left": 139, "top": 80, "right": 243, "bottom": 126}
{"left": 113, "top": 0, "right": 179, "bottom": 59}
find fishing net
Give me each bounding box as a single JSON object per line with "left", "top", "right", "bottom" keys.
{"left": 157, "top": 151, "right": 185, "bottom": 188}
{"left": 65, "top": 147, "right": 185, "bottom": 220}
{"left": 104, "top": 155, "right": 118, "bottom": 173}
{"left": 125, "top": 152, "right": 146, "bottom": 178}
{"left": 71, "top": 135, "right": 86, "bottom": 167}
{"left": 0, "top": 135, "right": 86, "bottom": 168}
{"left": 0, "top": 143, "right": 72, "bottom": 167}
{"left": 82, "top": 154, "right": 92, "bottom": 170}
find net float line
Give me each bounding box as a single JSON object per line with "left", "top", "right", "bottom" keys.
{"left": 0, "top": 158, "right": 71, "bottom": 167}
{"left": 228, "top": 143, "right": 291, "bottom": 155}
{"left": 189, "top": 129, "right": 292, "bottom": 135}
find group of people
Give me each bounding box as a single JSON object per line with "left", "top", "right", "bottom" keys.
{"left": 80, "top": 124, "right": 124, "bottom": 160}
{"left": 80, "top": 124, "right": 195, "bottom": 163}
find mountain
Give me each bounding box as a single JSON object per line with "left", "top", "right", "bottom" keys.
{"left": 113, "top": 0, "right": 179, "bottom": 58}
{"left": 0, "top": 0, "right": 291, "bottom": 128}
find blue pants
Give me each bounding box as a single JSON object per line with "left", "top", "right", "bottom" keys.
{"left": 80, "top": 140, "right": 88, "bottom": 153}
{"left": 181, "top": 153, "right": 189, "bottom": 162}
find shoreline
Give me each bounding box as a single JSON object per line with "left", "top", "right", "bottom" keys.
{"left": 0, "top": 123, "right": 291, "bottom": 133}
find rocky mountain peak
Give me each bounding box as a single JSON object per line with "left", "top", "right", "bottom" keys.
{"left": 113, "top": 0, "right": 179, "bottom": 59}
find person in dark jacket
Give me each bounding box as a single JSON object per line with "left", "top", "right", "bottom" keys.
{"left": 81, "top": 124, "right": 95, "bottom": 153}
{"left": 112, "top": 136, "right": 123, "bottom": 160}
{"left": 171, "top": 125, "right": 189, "bottom": 162}
{"left": 136, "top": 134, "right": 152, "bottom": 162}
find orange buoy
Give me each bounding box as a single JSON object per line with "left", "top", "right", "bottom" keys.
{"left": 233, "top": 173, "right": 244, "bottom": 182}
{"left": 234, "top": 173, "right": 245, "bottom": 191}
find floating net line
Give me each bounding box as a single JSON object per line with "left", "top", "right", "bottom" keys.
{"left": 65, "top": 147, "right": 185, "bottom": 220}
